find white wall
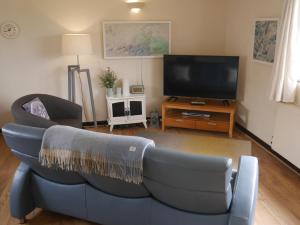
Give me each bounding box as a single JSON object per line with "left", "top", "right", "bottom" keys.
{"left": 1, "top": 0, "right": 299, "bottom": 168}
{"left": 225, "top": 0, "right": 300, "bottom": 168}
{"left": 224, "top": 0, "right": 283, "bottom": 144}
{"left": 0, "top": 0, "right": 227, "bottom": 126}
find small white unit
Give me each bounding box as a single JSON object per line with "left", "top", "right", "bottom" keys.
{"left": 106, "top": 94, "right": 147, "bottom": 132}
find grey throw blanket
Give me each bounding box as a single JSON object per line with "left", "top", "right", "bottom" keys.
{"left": 39, "top": 125, "right": 155, "bottom": 184}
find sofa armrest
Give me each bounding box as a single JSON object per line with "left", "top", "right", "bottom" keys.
{"left": 12, "top": 107, "right": 58, "bottom": 128}
{"left": 10, "top": 163, "right": 35, "bottom": 219}
{"left": 229, "top": 156, "right": 259, "bottom": 225}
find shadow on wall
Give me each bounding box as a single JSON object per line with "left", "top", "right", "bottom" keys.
{"left": 236, "top": 103, "right": 248, "bottom": 127}
{"left": 296, "top": 84, "right": 300, "bottom": 106}
{"left": 237, "top": 56, "right": 247, "bottom": 102}
{"left": 36, "top": 35, "right": 67, "bottom": 98}
{"left": 37, "top": 35, "right": 62, "bottom": 58}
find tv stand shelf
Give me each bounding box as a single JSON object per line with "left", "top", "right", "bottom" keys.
{"left": 162, "top": 99, "right": 236, "bottom": 137}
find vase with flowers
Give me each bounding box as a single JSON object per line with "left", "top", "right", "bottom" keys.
{"left": 99, "top": 67, "right": 118, "bottom": 97}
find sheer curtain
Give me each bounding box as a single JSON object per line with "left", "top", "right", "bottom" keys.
{"left": 270, "top": 0, "right": 300, "bottom": 103}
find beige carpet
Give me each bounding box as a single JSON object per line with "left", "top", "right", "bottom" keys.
{"left": 137, "top": 131, "right": 251, "bottom": 169}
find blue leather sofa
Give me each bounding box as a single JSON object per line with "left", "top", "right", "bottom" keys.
{"left": 2, "top": 123, "right": 259, "bottom": 225}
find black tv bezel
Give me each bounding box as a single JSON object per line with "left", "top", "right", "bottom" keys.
{"left": 163, "top": 54, "right": 239, "bottom": 100}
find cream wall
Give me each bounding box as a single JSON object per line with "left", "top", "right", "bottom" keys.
{"left": 224, "top": 0, "right": 283, "bottom": 144}
{"left": 1, "top": 0, "right": 299, "bottom": 168}
{"left": 225, "top": 0, "right": 300, "bottom": 168}
{"left": 0, "top": 0, "right": 227, "bottom": 127}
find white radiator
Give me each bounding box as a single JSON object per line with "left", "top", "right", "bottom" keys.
{"left": 272, "top": 104, "right": 300, "bottom": 168}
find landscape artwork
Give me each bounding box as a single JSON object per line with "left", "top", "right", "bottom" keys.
{"left": 253, "top": 19, "right": 278, "bottom": 64}
{"left": 103, "top": 21, "right": 171, "bottom": 58}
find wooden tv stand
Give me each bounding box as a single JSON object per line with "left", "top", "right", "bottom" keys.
{"left": 162, "top": 99, "right": 236, "bottom": 137}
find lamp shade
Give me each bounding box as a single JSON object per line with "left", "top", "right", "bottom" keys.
{"left": 62, "top": 34, "right": 92, "bottom": 55}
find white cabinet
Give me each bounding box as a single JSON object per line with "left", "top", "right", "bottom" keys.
{"left": 106, "top": 94, "right": 147, "bottom": 132}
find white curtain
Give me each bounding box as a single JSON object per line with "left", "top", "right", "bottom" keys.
{"left": 270, "top": 0, "right": 300, "bottom": 102}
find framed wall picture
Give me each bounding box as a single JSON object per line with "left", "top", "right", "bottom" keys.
{"left": 103, "top": 21, "right": 171, "bottom": 59}
{"left": 252, "top": 18, "right": 279, "bottom": 64}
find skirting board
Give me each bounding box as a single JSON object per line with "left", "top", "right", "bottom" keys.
{"left": 235, "top": 123, "right": 300, "bottom": 175}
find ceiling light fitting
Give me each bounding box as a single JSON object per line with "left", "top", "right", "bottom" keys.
{"left": 127, "top": 2, "right": 145, "bottom": 14}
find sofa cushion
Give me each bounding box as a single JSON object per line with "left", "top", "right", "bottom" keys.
{"left": 143, "top": 148, "right": 233, "bottom": 214}
{"left": 23, "top": 97, "right": 50, "bottom": 120}
{"left": 84, "top": 174, "right": 150, "bottom": 198}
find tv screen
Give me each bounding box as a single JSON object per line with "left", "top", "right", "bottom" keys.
{"left": 163, "top": 55, "right": 239, "bottom": 100}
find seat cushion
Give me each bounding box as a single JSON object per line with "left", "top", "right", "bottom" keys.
{"left": 52, "top": 118, "right": 82, "bottom": 128}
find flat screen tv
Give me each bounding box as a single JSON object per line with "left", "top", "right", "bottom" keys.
{"left": 163, "top": 55, "right": 239, "bottom": 100}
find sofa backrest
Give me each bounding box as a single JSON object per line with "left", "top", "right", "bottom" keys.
{"left": 2, "top": 123, "right": 150, "bottom": 197}
{"left": 3, "top": 123, "right": 233, "bottom": 214}
{"left": 143, "top": 148, "right": 233, "bottom": 214}
{"left": 2, "top": 123, "right": 85, "bottom": 184}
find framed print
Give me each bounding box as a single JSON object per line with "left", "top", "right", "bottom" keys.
{"left": 103, "top": 21, "right": 171, "bottom": 59}
{"left": 252, "top": 18, "right": 279, "bottom": 64}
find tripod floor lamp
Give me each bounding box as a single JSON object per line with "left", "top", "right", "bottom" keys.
{"left": 62, "top": 34, "right": 97, "bottom": 127}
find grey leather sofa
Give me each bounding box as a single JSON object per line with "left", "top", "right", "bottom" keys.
{"left": 2, "top": 123, "right": 259, "bottom": 225}
{"left": 11, "top": 94, "right": 82, "bottom": 128}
